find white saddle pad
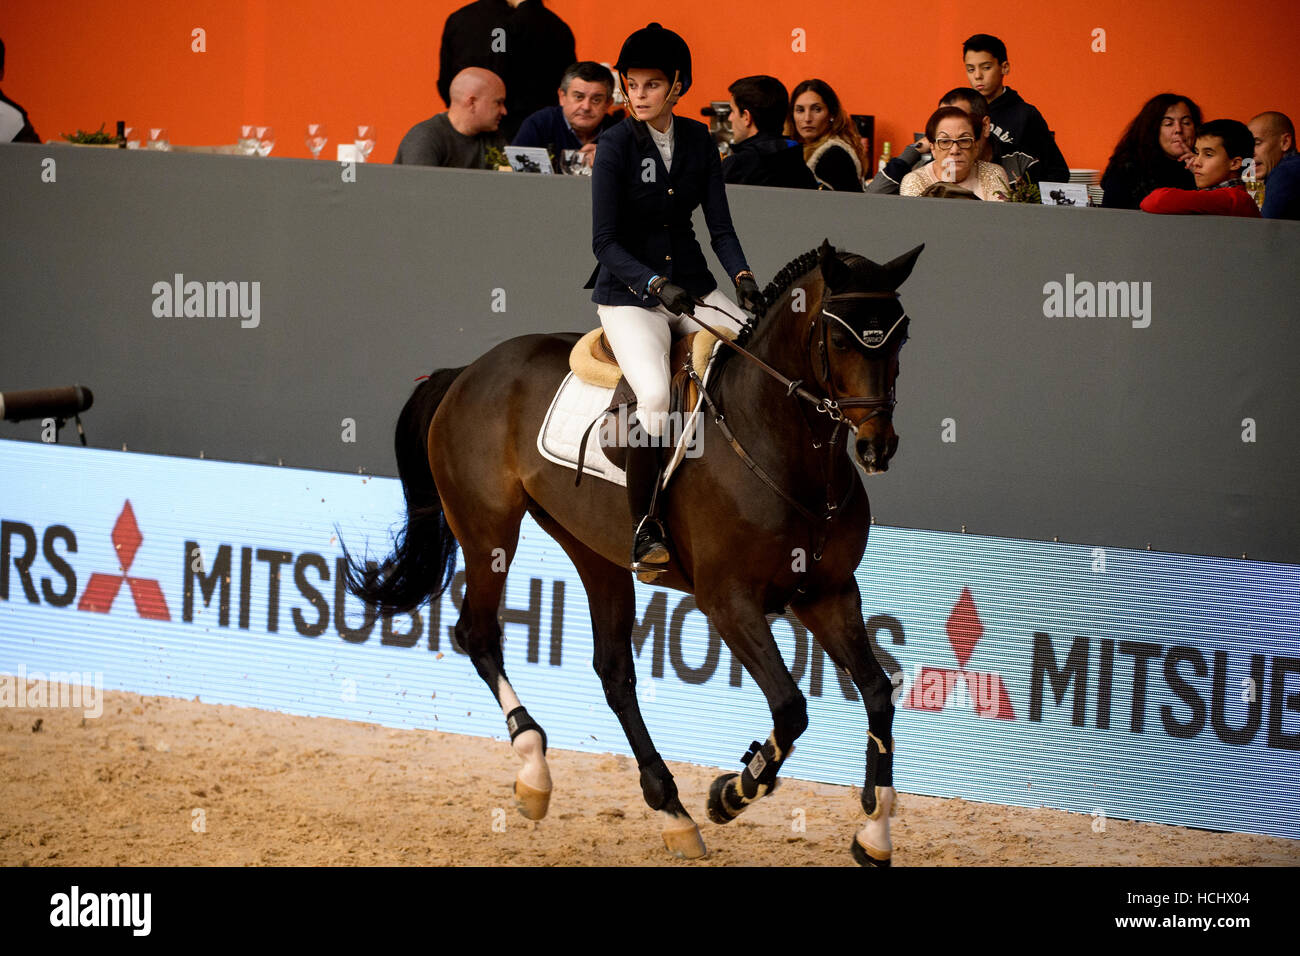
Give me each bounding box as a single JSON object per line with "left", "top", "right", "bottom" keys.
{"left": 536, "top": 339, "right": 726, "bottom": 489}
{"left": 537, "top": 372, "right": 625, "bottom": 485}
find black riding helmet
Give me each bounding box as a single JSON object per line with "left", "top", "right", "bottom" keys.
{"left": 615, "top": 22, "right": 692, "bottom": 98}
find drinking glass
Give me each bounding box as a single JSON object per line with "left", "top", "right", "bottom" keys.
{"left": 238, "top": 124, "right": 258, "bottom": 155}
{"left": 355, "top": 125, "right": 376, "bottom": 162}
{"left": 305, "top": 123, "right": 328, "bottom": 159}
{"left": 146, "top": 127, "right": 170, "bottom": 151}
{"left": 255, "top": 126, "right": 275, "bottom": 157}
{"left": 123, "top": 125, "right": 141, "bottom": 149}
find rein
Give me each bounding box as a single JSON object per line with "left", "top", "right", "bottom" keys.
{"left": 682, "top": 292, "right": 901, "bottom": 435}
{"left": 679, "top": 290, "right": 901, "bottom": 562}
{"left": 682, "top": 299, "right": 859, "bottom": 433}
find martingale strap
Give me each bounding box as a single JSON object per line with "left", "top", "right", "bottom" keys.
{"left": 690, "top": 366, "right": 856, "bottom": 562}
{"left": 689, "top": 368, "right": 818, "bottom": 525}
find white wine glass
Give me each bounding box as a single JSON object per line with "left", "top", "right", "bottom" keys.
{"left": 255, "top": 126, "right": 275, "bottom": 157}
{"left": 305, "top": 123, "right": 328, "bottom": 159}
{"left": 355, "top": 125, "right": 376, "bottom": 162}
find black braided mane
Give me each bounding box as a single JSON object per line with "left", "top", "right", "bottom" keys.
{"left": 734, "top": 246, "right": 827, "bottom": 349}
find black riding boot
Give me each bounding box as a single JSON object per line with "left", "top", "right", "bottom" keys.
{"left": 626, "top": 429, "right": 669, "bottom": 580}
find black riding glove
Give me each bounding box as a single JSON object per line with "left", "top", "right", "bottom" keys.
{"left": 735, "top": 273, "right": 764, "bottom": 314}
{"left": 649, "top": 276, "right": 694, "bottom": 316}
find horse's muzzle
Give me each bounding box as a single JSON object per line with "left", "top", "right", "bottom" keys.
{"left": 856, "top": 431, "right": 899, "bottom": 475}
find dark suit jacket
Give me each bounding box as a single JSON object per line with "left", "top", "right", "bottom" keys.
{"left": 722, "top": 132, "right": 818, "bottom": 189}
{"left": 588, "top": 116, "right": 749, "bottom": 307}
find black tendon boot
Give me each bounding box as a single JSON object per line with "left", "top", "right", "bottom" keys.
{"left": 625, "top": 431, "right": 669, "bottom": 582}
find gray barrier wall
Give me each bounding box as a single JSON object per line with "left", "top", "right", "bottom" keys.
{"left": 2, "top": 143, "right": 1298, "bottom": 562}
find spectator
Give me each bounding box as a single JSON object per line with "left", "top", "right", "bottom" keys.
{"left": 588, "top": 23, "right": 760, "bottom": 576}
{"left": 1248, "top": 110, "right": 1295, "bottom": 179}
{"left": 0, "top": 38, "right": 40, "bottom": 144}
{"left": 1140, "top": 119, "right": 1261, "bottom": 218}
{"left": 394, "top": 67, "right": 507, "bottom": 168}
{"left": 868, "top": 87, "right": 1019, "bottom": 195}
{"left": 438, "top": 0, "right": 576, "bottom": 142}
{"left": 962, "top": 33, "right": 1069, "bottom": 183}
{"left": 722, "top": 75, "right": 817, "bottom": 189}
{"left": 1248, "top": 111, "right": 1299, "bottom": 219}
{"left": 900, "top": 106, "right": 1010, "bottom": 200}
{"left": 1101, "top": 94, "right": 1201, "bottom": 209}
{"left": 785, "top": 79, "right": 865, "bottom": 191}
{"left": 512, "top": 61, "right": 619, "bottom": 168}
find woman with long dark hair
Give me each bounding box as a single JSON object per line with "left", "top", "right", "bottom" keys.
{"left": 1101, "top": 93, "right": 1202, "bottom": 209}
{"left": 785, "top": 79, "right": 866, "bottom": 191}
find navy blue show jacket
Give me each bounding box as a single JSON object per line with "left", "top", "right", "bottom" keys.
{"left": 587, "top": 115, "right": 750, "bottom": 306}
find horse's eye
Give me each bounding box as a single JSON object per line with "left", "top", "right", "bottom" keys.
{"left": 829, "top": 328, "right": 849, "bottom": 351}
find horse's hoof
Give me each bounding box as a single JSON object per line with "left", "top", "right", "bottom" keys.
{"left": 662, "top": 822, "right": 707, "bottom": 859}
{"left": 850, "top": 835, "right": 892, "bottom": 868}
{"left": 706, "top": 772, "right": 742, "bottom": 825}
{"left": 514, "top": 778, "right": 552, "bottom": 820}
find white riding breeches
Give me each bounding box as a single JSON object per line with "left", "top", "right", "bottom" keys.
{"left": 597, "top": 288, "right": 748, "bottom": 439}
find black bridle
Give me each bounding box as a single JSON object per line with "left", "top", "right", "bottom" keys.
{"left": 681, "top": 287, "right": 906, "bottom": 561}
{"left": 685, "top": 289, "right": 906, "bottom": 438}
{"left": 810, "top": 291, "right": 908, "bottom": 431}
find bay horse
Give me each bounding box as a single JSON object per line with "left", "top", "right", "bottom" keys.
{"left": 344, "top": 240, "right": 923, "bottom": 866}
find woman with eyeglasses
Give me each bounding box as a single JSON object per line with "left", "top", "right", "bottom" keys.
{"left": 900, "top": 106, "right": 1009, "bottom": 200}
{"left": 785, "top": 79, "right": 866, "bottom": 191}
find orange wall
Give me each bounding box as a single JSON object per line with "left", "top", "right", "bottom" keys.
{"left": 3, "top": 1, "right": 1296, "bottom": 170}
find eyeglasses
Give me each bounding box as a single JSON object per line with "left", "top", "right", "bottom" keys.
{"left": 933, "top": 135, "right": 976, "bottom": 151}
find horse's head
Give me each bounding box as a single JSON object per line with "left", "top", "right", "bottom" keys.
{"left": 814, "top": 240, "right": 923, "bottom": 475}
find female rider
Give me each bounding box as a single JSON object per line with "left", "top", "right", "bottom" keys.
{"left": 589, "top": 22, "right": 764, "bottom": 580}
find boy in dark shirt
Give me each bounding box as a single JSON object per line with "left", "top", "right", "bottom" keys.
{"left": 962, "top": 34, "right": 1068, "bottom": 184}
{"left": 1140, "top": 119, "right": 1262, "bottom": 218}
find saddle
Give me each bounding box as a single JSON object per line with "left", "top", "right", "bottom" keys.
{"left": 570, "top": 325, "right": 734, "bottom": 412}
{"left": 568, "top": 325, "right": 736, "bottom": 473}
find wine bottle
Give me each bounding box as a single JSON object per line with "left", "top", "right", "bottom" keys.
{"left": 116, "top": 120, "right": 126, "bottom": 149}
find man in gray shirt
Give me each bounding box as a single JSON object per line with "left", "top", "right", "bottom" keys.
{"left": 394, "top": 67, "right": 508, "bottom": 168}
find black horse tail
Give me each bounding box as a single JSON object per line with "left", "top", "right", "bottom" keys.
{"left": 341, "top": 367, "right": 466, "bottom": 614}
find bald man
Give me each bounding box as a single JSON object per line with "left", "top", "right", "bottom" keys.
{"left": 1249, "top": 111, "right": 1299, "bottom": 220}
{"left": 394, "top": 67, "right": 508, "bottom": 168}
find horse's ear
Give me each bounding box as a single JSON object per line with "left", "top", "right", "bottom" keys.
{"left": 818, "top": 239, "right": 851, "bottom": 290}
{"left": 884, "top": 244, "right": 925, "bottom": 290}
